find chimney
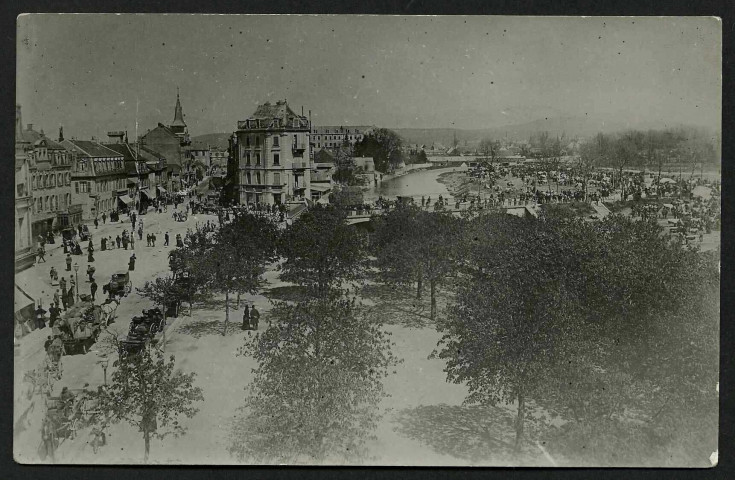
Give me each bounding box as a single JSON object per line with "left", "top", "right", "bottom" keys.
{"left": 59, "top": 125, "right": 64, "bottom": 142}
{"left": 27, "top": 123, "right": 33, "bottom": 131}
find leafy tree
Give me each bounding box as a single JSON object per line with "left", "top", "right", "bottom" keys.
{"left": 372, "top": 206, "right": 463, "bottom": 319}
{"left": 354, "top": 128, "right": 405, "bottom": 173}
{"left": 278, "top": 205, "right": 368, "bottom": 297}
{"left": 93, "top": 348, "right": 204, "bottom": 462}
{"left": 200, "top": 213, "right": 279, "bottom": 335}
{"left": 478, "top": 138, "right": 501, "bottom": 166}
{"left": 434, "top": 213, "right": 596, "bottom": 451}
{"left": 229, "top": 296, "right": 400, "bottom": 463}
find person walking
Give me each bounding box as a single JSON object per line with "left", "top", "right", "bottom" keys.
{"left": 87, "top": 264, "right": 95, "bottom": 283}
{"left": 50, "top": 266, "right": 58, "bottom": 283}
{"left": 164, "top": 232, "right": 169, "bottom": 246}
{"left": 146, "top": 233, "right": 151, "bottom": 247}
{"left": 90, "top": 279, "right": 98, "bottom": 302}
{"left": 67, "top": 283, "right": 75, "bottom": 307}
{"left": 129, "top": 253, "right": 136, "bottom": 272}
{"left": 241, "top": 304, "right": 250, "bottom": 330}
{"left": 130, "top": 234, "right": 135, "bottom": 249}
{"left": 122, "top": 235, "right": 128, "bottom": 250}
{"left": 116, "top": 235, "right": 122, "bottom": 249}
{"left": 37, "top": 246, "right": 47, "bottom": 263}
{"left": 94, "top": 218, "right": 99, "bottom": 229}
{"left": 48, "top": 304, "right": 60, "bottom": 328}
{"left": 152, "top": 233, "right": 157, "bottom": 247}
{"left": 102, "top": 212, "right": 107, "bottom": 224}
{"left": 87, "top": 243, "right": 95, "bottom": 263}
{"left": 53, "top": 289, "right": 61, "bottom": 308}
{"left": 138, "top": 227, "right": 143, "bottom": 241}
{"left": 35, "top": 304, "right": 47, "bottom": 330}
{"left": 250, "top": 305, "right": 260, "bottom": 330}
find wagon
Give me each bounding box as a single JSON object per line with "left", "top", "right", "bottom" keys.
{"left": 119, "top": 308, "right": 166, "bottom": 356}
{"left": 103, "top": 271, "right": 132, "bottom": 299}
{"left": 58, "top": 303, "right": 104, "bottom": 355}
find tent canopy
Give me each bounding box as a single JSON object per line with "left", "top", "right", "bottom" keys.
{"left": 117, "top": 194, "right": 134, "bottom": 205}
{"left": 15, "top": 285, "right": 34, "bottom": 313}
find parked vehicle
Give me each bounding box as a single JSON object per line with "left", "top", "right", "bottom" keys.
{"left": 103, "top": 271, "right": 132, "bottom": 299}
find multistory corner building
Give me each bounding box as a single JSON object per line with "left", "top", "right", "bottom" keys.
{"left": 234, "top": 100, "right": 312, "bottom": 205}
{"left": 139, "top": 89, "right": 191, "bottom": 192}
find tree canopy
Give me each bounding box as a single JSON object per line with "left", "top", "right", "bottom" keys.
{"left": 354, "top": 128, "right": 405, "bottom": 173}
{"left": 278, "top": 205, "right": 368, "bottom": 297}
{"left": 229, "top": 296, "right": 400, "bottom": 463}
{"left": 93, "top": 348, "right": 204, "bottom": 462}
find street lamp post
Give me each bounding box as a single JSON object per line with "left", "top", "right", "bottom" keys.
{"left": 99, "top": 356, "right": 109, "bottom": 386}
{"left": 73, "top": 262, "right": 80, "bottom": 301}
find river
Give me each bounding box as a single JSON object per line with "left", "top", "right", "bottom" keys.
{"left": 364, "top": 167, "right": 458, "bottom": 203}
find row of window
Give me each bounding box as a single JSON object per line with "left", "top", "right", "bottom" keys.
{"left": 313, "top": 135, "right": 360, "bottom": 141}
{"left": 33, "top": 193, "right": 71, "bottom": 215}
{"left": 32, "top": 171, "right": 71, "bottom": 191}
{"left": 94, "top": 177, "right": 127, "bottom": 193}
{"left": 242, "top": 171, "right": 282, "bottom": 186}
{"left": 33, "top": 149, "right": 71, "bottom": 166}
{"left": 243, "top": 134, "right": 301, "bottom": 148}
{"left": 242, "top": 152, "right": 282, "bottom": 166}
{"left": 77, "top": 158, "right": 124, "bottom": 173}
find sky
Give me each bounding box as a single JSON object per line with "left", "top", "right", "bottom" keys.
{"left": 16, "top": 15, "right": 721, "bottom": 139}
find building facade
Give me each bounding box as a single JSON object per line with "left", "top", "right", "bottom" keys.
{"left": 15, "top": 108, "right": 80, "bottom": 240}
{"left": 15, "top": 106, "right": 35, "bottom": 271}
{"left": 103, "top": 135, "right": 158, "bottom": 212}
{"left": 62, "top": 139, "right": 128, "bottom": 220}
{"left": 234, "top": 100, "right": 312, "bottom": 206}
{"left": 139, "top": 90, "right": 191, "bottom": 192}
{"left": 27, "top": 132, "right": 76, "bottom": 239}
{"left": 311, "top": 125, "right": 373, "bottom": 150}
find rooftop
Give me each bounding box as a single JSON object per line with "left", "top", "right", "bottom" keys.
{"left": 238, "top": 100, "right": 309, "bottom": 130}
{"left": 61, "top": 139, "right": 124, "bottom": 158}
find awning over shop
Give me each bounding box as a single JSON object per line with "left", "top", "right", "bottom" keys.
{"left": 157, "top": 186, "right": 167, "bottom": 193}
{"left": 15, "top": 285, "right": 34, "bottom": 313}
{"left": 310, "top": 184, "right": 332, "bottom": 193}
{"left": 117, "top": 194, "right": 134, "bottom": 206}
{"left": 139, "top": 189, "right": 151, "bottom": 200}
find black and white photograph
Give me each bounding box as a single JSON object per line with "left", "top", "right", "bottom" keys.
{"left": 13, "top": 14, "right": 721, "bottom": 466}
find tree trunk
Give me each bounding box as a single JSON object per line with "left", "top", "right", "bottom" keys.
{"left": 416, "top": 275, "right": 423, "bottom": 300}
{"left": 144, "top": 429, "right": 150, "bottom": 463}
{"left": 223, "top": 289, "right": 229, "bottom": 336}
{"left": 162, "top": 293, "right": 166, "bottom": 352}
{"left": 430, "top": 279, "right": 437, "bottom": 320}
{"left": 236, "top": 291, "right": 240, "bottom": 310}
{"left": 515, "top": 392, "right": 526, "bottom": 452}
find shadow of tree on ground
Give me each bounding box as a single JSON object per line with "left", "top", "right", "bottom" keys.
{"left": 262, "top": 285, "right": 310, "bottom": 303}
{"left": 393, "top": 403, "right": 545, "bottom": 465}
{"left": 359, "top": 282, "right": 454, "bottom": 328}
{"left": 176, "top": 318, "right": 243, "bottom": 338}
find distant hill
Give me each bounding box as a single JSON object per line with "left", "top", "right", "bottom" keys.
{"left": 193, "top": 116, "right": 714, "bottom": 151}
{"left": 392, "top": 116, "right": 635, "bottom": 147}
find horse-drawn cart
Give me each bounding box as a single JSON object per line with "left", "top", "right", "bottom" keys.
{"left": 55, "top": 303, "right": 106, "bottom": 355}
{"left": 119, "top": 307, "right": 166, "bottom": 356}
{"left": 103, "top": 271, "right": 132, "bottom": 299}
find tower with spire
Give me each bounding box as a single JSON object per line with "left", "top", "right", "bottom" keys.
{"left": 169, "top": 87, "right": 189, "bottom": 141}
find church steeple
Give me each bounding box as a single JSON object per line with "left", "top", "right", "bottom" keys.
{"left": 171, "top": 87, "right": 186, "bottom": 130}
